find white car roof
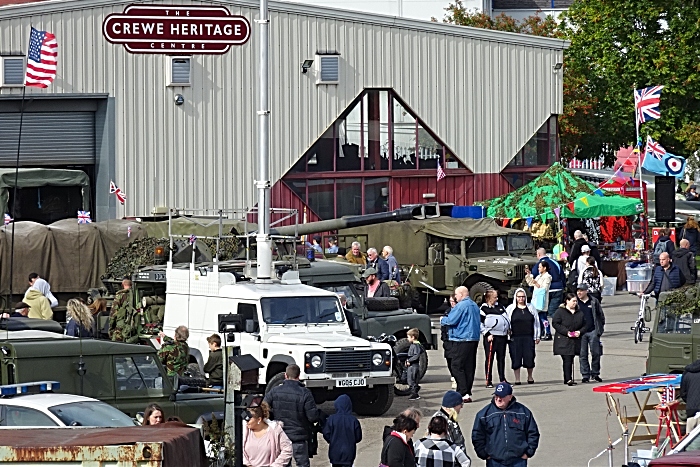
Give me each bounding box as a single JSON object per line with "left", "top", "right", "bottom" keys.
{"left": 219, "top": 282, "right": 339, "bottom": 300}
{"left": 0, "top": 393, "right": 99, "bottom": 410}
{"left": 0, "top": 330, "right": 70, "bottom": 340}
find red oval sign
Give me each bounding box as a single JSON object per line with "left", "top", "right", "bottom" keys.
{"left": 103, "top": 4, "right": 250, "bottom": 54}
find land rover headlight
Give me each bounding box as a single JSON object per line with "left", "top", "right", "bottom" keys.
{"left": 372, "top": 353, "right": 384, "bottom": 366}
{"left": 506, "top": 269, "right": 513, "bottom": 276}
{"left": 311, "top": 355, "right": 322, "bottom": 368}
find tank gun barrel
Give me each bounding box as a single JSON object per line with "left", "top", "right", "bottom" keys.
{"left": 270, "top": 203, "right": 452, "bottom": 237}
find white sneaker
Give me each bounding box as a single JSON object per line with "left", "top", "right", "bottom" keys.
{"left": 451, "top": 377, "right": 457, "bottom": 389}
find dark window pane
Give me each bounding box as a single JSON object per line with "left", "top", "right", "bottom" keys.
{"left": 417, "top": 124, "right": 442, "bottom": 169}
{"left": 337, "top": 99, "right": 364, "bottom": 171}
{"left": 393, "top": 98, "right": 416, "bottom": 170}
{"left": 285, "top": 180, "right": 306, "bottom": 203}
{"left": 308, "top": 180, "right": 335, "bottom": 220}
{"left": 336, "top": 179, "right": 362, "bottom": 217}
{"left": 364, "top": 178, "right": 389, "bottom": 214}
{"left": 307, "top": 127, "right": 335, "bottom": 172}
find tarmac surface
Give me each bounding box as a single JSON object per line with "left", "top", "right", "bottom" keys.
{"left": 310, "top": 291, "right": 654, "bottom": 467}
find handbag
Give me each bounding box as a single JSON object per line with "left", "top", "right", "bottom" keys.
{"left": 532, "top": 287, "right": 547, "bottom": 311}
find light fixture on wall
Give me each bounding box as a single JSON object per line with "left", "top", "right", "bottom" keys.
{"left": 422, "top": 193, "right": 436, "bottom": 199}
{"left": 552, "top": 62, "right": 563, "bottom": 72}
{"left": 301, "top": 59, "right": 314, "bottom": 74}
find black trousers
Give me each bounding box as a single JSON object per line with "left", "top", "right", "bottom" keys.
{"left": 443, "top": 340, "right": 455, "bottom": 378}
{"left": 483, "top": 335, "right": 508, "bottom": 384}
{"left": 449, "top": 341, "right": 479, "bottom": 397}
{"left": 561, "top": 354, "right": 576, "bottom": 383}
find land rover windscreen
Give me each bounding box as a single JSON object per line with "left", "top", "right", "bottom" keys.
{"left": 261, "top": 296, "right": 345, "bottom": 325}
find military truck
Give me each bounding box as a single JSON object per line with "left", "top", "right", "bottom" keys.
{"left": 646, "top": 286, "right": 700, "bottom": 374}
{"left": 0, "top": 335, "right": 223, "bottom": 423}
{"left": 270, "top": 206, "right": 538, "bottom": 311}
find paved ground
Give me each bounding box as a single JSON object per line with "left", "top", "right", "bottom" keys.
{"left": 310, "top": 291, "right": 654, "bottom": 467}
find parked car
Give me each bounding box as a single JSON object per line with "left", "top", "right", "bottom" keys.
{"left": 647, "top": 452, "right": 700, "bottom": 466}
{"left": 0, "top": 381, "right": 136, "bottom": 428}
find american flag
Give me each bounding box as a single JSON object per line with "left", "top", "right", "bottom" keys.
{"left": 437, "top": 162, "right": 446, "bottom": 181}
{"left": 3, "top": 214, "right": 12, "bottom": 225}
{"left": 634, "top": 85, "right": 664, "bottom": 125}
{"left": 25, "top": 27, "right": 58, "bottom": 88}
{"left": 645, "top": 136, "right": 666, "bottom": 160}
{"left": 77, "top": 211, "right": 92, "bottom": 224}
{"left": 109, "top": 180, "right": 126, "bottom": 205}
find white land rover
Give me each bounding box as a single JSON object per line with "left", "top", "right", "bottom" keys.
{"left": 163, "top": 262, "right": 396, "bottom": 416}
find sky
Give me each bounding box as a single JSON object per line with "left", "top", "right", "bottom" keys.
{"left": 278, "top": 0, "right": 484, "bottom": 22}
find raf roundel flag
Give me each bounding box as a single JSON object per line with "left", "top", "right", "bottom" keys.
{"left": 25, "top": 27, "right": 58, "bottom": 88}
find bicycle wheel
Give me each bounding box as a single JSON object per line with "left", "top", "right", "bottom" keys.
{"left": 634, "top": 321, "right": 643, "bottom": 344}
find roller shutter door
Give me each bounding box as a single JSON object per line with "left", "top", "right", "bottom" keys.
{"left": 0, "top": 111, "right": 95, "bottom": 166}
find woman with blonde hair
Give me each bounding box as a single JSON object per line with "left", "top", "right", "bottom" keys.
{"left": 65, "top": 298, "right": 95, "bottom": 338}
{"left": 242, "top": 401, "right": 292, "bottom": 467}
{"left": 681, "top": 216, "right": 699, "bottom": 256}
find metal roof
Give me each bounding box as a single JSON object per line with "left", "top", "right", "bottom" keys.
{"left": 218, "top": 281, "right": 338, "bottom": 300}
{"left": 0, "top": 0, "right": 569, "bottom": 49}
{"left": 0, "top": 338, "right": 157, "bottom": 358}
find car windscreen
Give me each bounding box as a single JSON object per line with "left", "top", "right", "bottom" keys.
{"left": 261, "top": 296, "right": 343, "bottom": 325}
{"left": 509, "top": 234, "right": 534, "bottom": 252}
{"left": 49, "top": 401, "right": 137, "bottom": 427}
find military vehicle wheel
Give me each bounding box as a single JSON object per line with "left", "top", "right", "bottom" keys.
{"left": 265, "top": 372, "right": 286, "bottom": 394}
{"left": 394, "top": 338, "right": 428, "bottom": 380}
{"left": 351, "top": 385, "right": 394, "bottom": 416}
{"left": 366, "top": 297, "right": 400, "bottom": 312}
{"left": 469, "top": 282, "right": 493, "bottom": 305}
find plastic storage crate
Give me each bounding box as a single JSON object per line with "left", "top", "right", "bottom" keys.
{"left": 602, "top": 277, "right": 616, "bottom": 296}
{"left": 627, "top": 279, "right": 651, "bottom": 293}
{"left": 626, "top": 264, "right": 653, "bottom": 281}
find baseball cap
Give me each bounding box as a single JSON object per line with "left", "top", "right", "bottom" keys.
{"left": 581, "top": 245, "right": 591, "bottom": 252}
{"left": 576, "top": 283, "right": 588, "bottom": 291}
{"left": 493, "top": 382, "right": 513, "bottom": 397}
{"left": 442, "top": 390, "right": 464, "bottom": 408}
{"left": 362, "top": 267, "right": 378, "bottom": 278}
{"left": 13, "top": 301, "right": 29, "bottom": 309}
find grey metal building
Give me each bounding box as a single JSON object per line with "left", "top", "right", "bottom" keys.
{"left": 0, "top": 0, "right": 568, "bottom": 222}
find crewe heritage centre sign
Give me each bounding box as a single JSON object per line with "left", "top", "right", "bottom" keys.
{"left": 103, "top": 5, "right": 250, "bottom": 54}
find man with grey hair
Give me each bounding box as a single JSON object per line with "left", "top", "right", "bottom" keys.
{"left": 568, "top": 229, "right": 588, "bottom": 267}
{"left": 367, "top": 247, "right": 390, "bottom": 281}
{"left": 382, "top": 245, "right": 401, "bottom": 282}
{"left": 345, "top": 241, "right": 367, "bottom": 266}
{"left": 672, "top": 238, "right": 696, "bottom": 285}
{"left": 441, "top": 286, "right": 481, "bottom": 403}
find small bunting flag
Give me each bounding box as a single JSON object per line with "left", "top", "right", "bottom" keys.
{"left": 567, "top": 202, "right": 575, "bottom": 214}
{"left": 593, "top": 189, "right": 604, "bottom": 197}
{"left": 540, "top": 213, "right": 547, "bottom": 222}
{"left": 502, "top": 219, "right": 510, "bottom": 227}
{"left": 77, "top": 211, "right": 92, "bottom": 224}
{"left": 526, "top": 217, "right": 533, "bottom": 228}
{"left": 554, "top": 207, "right": 561, "bottom": 219}
{"left": 581, "top": 197, "right": 589, "bottom": 207}
{"left": 3, "top": 213, "right": 12, "bottom": 225}
{"left": 189, "top": 234, "right": 197, "bottom": 245}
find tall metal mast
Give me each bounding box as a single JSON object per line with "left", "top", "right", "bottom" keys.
{"left": 256, "top": 0, "right": 272, "bottom": 282}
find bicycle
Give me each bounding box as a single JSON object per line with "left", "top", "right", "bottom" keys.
{"left": 630, "top": 293, "right": 651, "bottom": 344}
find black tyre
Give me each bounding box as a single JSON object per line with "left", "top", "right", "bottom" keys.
{"left": 185, "top": 362, "right": 206, "bottom": 379}
{"left": 469, "top": 282, "right": 493, "bottom": 306}
{"left": 366, "top": 297, "right": 400, "bottom": 312}
{"left": 394, "top": 338, "right": 428, "bottom": 380}
{"left": 351, "top": 385, "right": 394, "bottom": 416}
{"left": 265, "top": 372, "right": 286, "bottom": 395}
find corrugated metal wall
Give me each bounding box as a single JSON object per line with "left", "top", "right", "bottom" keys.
{"left": 390, "top": 173, "right": 511, "bottom": 208}
{"left": 0, "top": 0, "right": 566, "bottom": 217}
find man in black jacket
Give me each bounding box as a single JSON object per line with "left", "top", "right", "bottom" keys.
{"left": 576, "top": 284, "right": 606, "bottom": 383}
{"left": 472, "top": 382, "right": 540, "bottom": 466}
{"left": 568, "top": 230, "right": 588, "bottom": 267}
{"left": 681, "top": 359, "right": 700, "bottom": 432}
{"left": 263, "top": 364, "right": 326, "bottom": 467}
{"left": 672, "top": 239, "right": 697, "bottom": 285}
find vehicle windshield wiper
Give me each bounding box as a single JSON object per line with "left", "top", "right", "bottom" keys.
{"left": 313, "top": 310, "right": 339, "bottom": 324}
{"left": 281, "top": 314, "right": 304, "bottom": 325}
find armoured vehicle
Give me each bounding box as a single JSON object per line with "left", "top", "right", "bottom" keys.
{"left": 0, "top": 336, "right": 223, "bottom": 424}
{"left": 646, "top": 286, "right": 700, "bottom": 374}
{"left": 272, "top": 206, "right": 538, "bottom": 310}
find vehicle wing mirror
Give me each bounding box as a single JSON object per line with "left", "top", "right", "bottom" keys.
{"left": 644, "top": 306, "right": 652, "bottom": 323}
{"left": 219, "top": 313, "right": 243, "bottom": 333}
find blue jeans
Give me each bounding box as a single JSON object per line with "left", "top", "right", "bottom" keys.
{"left": 547, "top": 290, "right": 563, "bottom": 317}
{"left": 487, "top": 458, "right": 528, "bottom": 467}
{"left": 580, "top": 330, "right": 601, "bottom": 378}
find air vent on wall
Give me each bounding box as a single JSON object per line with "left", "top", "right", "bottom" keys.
{"left": 1, "top": 57, "right": 25, "bottom": 86}
{"left": 316, "top": 55, "right": 339, "bottom": 85}
{"left": 168, "top": 56, "right": 191, "bottom": 86}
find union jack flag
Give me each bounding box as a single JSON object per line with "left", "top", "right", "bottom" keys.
{"left": 3, "top": 214, "right": 12, "bottom": 225}
{"left": 634, "top": 85, "right": 664, "bottom": 125}
{"left": 437, "top": 162, "right": 446, "bottom": 181}
{"left": 645, "top": 136, "right": 666, "bottom": 160}
{"left": 77, "top": 211, "right": 92, "bottom": 224}
{"left": 189, "top": 234, "right": 197, "bottom": 245}
{"left": 109, "top": 180, "right": 126, "bottom": 205}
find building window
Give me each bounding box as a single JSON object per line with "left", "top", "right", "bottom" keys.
{"left": 1, "top": 57, "right": 25, "bottom": 87}
{"left": 507, "top": 115, "right": 559, "bottom": 168}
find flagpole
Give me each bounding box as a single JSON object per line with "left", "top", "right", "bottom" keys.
{"left": 634, "top": 88, "right": 647, "bottom": 249}
{"left": 8, "top": 85, "right": 26, "bottom": 306}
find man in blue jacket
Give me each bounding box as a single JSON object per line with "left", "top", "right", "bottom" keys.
{"left": 472, "top": 382, "right": 540, "bottom": 467}
{"left": 441, "top": 286, "right": 481, "bottom": 403}
{"left": 641, "top": 252, "right": 685, "bottom": 297}
{"left": 532, "top": 248, "right": 564, "bottom": 340}
{"left": 322, "top": 394, "right": 362, "bottom": 467}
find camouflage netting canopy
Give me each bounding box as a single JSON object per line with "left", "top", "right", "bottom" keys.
{"left": 477, "top": 162, "right": 640, "bottom": 219}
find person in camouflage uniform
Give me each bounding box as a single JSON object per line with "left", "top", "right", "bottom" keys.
{"left": 109, "top": 279, "right": 140, "bottom": 343}
{"left": 158, "top": 326, "right": 190, "bottom": 376}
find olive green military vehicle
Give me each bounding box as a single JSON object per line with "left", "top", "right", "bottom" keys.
{"left": 0, "top": 335, "right": 223, "bottom": 423}
{"left": 646, "top": 286, "right": 700, "bottom": 374}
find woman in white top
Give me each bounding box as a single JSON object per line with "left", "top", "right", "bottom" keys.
{"left": 526, "top": 261, "right": 552, "bottom": 342}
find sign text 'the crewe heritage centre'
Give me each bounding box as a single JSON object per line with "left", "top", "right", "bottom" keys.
{"left": 103, "top": 4, "right": 251, "bottom": 54}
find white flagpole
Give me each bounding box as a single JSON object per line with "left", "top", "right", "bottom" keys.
{"left": 635, "top": 90, "right": 647, "bottom": 248}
